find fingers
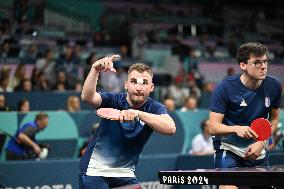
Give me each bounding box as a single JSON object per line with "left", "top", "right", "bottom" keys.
{"left": 244, "top": 143, "right": 262, "bottom": 160}
{"left": 119, "top": 111, "right": 124, "bottom": 122}
{"left": 250, "top": 129, "right": 258, "bottom": 140}
{"left": 245, "top": 129, "right": 254, "bottom": 139}
{"left": 240, "top": 127, "right": 258, "bottom": 140}
{"left": 92, "top": 55, "right": 119, "bottom": 73}
{"left": 111, "top": 54, "right": 120, "bottom": 61}
{"left": 244, "top": 152, "right": 258, "bottom": 160}
{"left": 119, "top": 110, "right": 137, "bottom": 122}
{"left": 244, "top": 147, "right": 256, "bottom": 160}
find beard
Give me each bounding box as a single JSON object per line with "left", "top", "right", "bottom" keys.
{"left": 128, "top": 93, "right": 147, "bottom": 105}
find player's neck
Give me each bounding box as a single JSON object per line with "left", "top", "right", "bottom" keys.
{"left": 240, "top": 73, "right": 262, "bottom": 90}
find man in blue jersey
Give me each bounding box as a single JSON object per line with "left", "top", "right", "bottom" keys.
{"left": 209, "top": 42, "right": 282, "bottom": 189}
{"left": 80, "top": 55, "right": 176, "bottom": 189}
{"left": 6, "top": 112, "right": 49, "bottom": 160}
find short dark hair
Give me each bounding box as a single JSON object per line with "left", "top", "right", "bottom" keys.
{"left": 35, "top": 112, "right": 48, "bottom": 121}
{"left": 237, "top": 42, "right": 268, "bottom": 64}
{"left": 17, "top": 99, "right": 29, "bottom": 111}
{"left": 200, "top": 118, "right": 209, "bottom": 131}
{"left": 128, "top": 63, "right": 153, "bottom": 78}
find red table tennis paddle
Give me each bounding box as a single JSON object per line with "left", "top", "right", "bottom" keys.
{"left": 250, "top": 118, "right": 272, "bottom": 141}
{"left": 97, "top": 108, "right": 121, "bottom": 120}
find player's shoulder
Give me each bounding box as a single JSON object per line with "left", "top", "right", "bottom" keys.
{"left": 22, "top": 121, "right": 36, "bottom": 128}
{"left": 264, "top": 75, "right": 281, "bottom": 85}
{"left": 222, "top": 74, "right": 240, "bottom": 84}
{"left": 145, "top": 97, "right": 166, "bottom": 112}
{"left": 215, "top": 74, "right": 240, "bottom": 89}
{"left": 147, "top": 97, "right": 164, "bottom": 107}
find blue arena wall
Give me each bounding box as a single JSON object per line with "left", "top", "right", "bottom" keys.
{"left": 0, "top": 153, "right": 284, "bottom": 189}
{"left": 1, "top": 110, "right": 284, "bottom": 160}
{"left": 0, "top": 111, "right": 284, "bottom": 188}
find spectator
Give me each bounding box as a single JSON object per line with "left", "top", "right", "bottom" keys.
{"left": 14, "top": 78, "right": 32, "bottom": 92}
{"left": 53, "top": 71, "right": 71, "bottom": 90}
{"left": 17, "top": 99, "right": 30, "bottom": 113}
{"left": 186, "top": 79, "right": 201, "bottom": 99}
{"left": 54, "top": 83, "right": 66, "bottom": 92}
{"left": 180, "top": 96, "right": 198, "bottom": 112}
{"left": 0, "top": 40, "right": 14, "bottom": 58}
{"left": 19, "top": 43, "right": 38, "bottom": 64}
{"left": 66, "top": 95, "right": 81, "bottom": 112}
{"left": 202, "top": 82, "right": 215, "bottom": 93}
{"left": 35, "top": 50, "right": 56, "bottom": 84}
{"left": 74, "top": 81, "right": 83, "bottom": 92}
{"left": 166, "top": 77, "right": 189, "bottom": 108}
{"left": 9, "top": 64, "right": 26, "bottom": 90}
{"left": 183, "top": 49, "right": 198, "bottom": 73}
{"left": 131, "top": 31, "right": 148, "bottom": 60}
{"left": 0, "top": 94, "right": 10, "bottom": 111}
{"left": 56, "top": 46, "right": 79, "bottom": 80}
{"left": 163, "top": 98, "right": 176, "bottom": 112}
{"left": 5, "top": 112, "right": 49, "bottom": 160}
{"left": 33, "top": 71, "right": 50, "bottom": 91}
{"left": 0, "top": 74, "right": 13, "bottom": 92}
{"left": 189, "top": 119, "right": 214, "bottom": 156}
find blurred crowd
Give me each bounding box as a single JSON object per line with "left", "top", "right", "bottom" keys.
{"left": 0, "top": 0, "right": 284, "bottom": 111}
{"left": 0, "top": 0, "right": 283, "bottom": 156}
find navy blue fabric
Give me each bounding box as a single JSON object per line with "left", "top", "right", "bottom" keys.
{"left": 210, "top": 74, "right": 282, "bottom": 149}
{"left": 6, "top": 121, "right": 38, "bottom": 155}
{"left": 79, "top": 92, "right": 168, "bottom": 175}
{"left": 214, "top": 149, "right": 269, "bottom": 168}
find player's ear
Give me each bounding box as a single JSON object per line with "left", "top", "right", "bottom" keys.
{"left": 150, "top": 83, "right": 154, "bottom": 92}
{"left": 124, "top": 81, "right": 128, "bottom": 90}
{"left": 239, "top": 62, "right": 247, "bottom": 71}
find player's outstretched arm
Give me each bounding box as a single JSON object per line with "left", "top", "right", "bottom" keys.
{"left": 120, "top": 109, "right": 176, "bottom": 135}
{"left": 139, "top": 112, "right": 176, "bottom": 135}
{"left": 81, "top": 55, "right": 120, "bottom": 108}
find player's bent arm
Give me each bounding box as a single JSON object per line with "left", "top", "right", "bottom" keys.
{"left": 81, "top": 67, "right": 102, "bottom": 108}
{"left": 209, "top": 111, "right": 239, "bottom": 135}
{"left": 138, "top": 112, "right": 176, "bottom": 135}
{"left": 18, "top": 133, "right": 40, "bottom": 152}
{"left": 269, "top": 107, "right": 280, "bottom": 134}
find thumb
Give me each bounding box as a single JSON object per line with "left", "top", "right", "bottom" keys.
{"left": 110, "top": 67, "right": 116, "bottom": 73}
{"left": 245, "top": 146, "right": 251, "bottom": 155}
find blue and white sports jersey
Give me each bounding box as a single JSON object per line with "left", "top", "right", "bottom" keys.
{"left": 80, "top": 92, "right": 168, "bottom": 177}
{"left": 210, "top": 74, "right": 282, "bottom": 158}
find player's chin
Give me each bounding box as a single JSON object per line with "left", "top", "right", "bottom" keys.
{"left": 258, "top": 75, "right": 266, "bottom": 80}
{"left": 131, "top": 96, "right": 146, "bottom": 104}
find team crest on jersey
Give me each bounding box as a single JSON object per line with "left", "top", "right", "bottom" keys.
{"left": 140, "top": 120, "right": 145, "bottom": 125}
{"left": 265, "top": 97, "right": 270, "bottom": 107}
{"left": 240, "top": 99, "right": 247, "bottom": 107}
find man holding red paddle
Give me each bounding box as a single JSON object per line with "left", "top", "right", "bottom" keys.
{"left": 209, "top": 42, "right": 282, "bottom": 189}
{"left": 79, "top": 55, "right": 176, "bottom": 189}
